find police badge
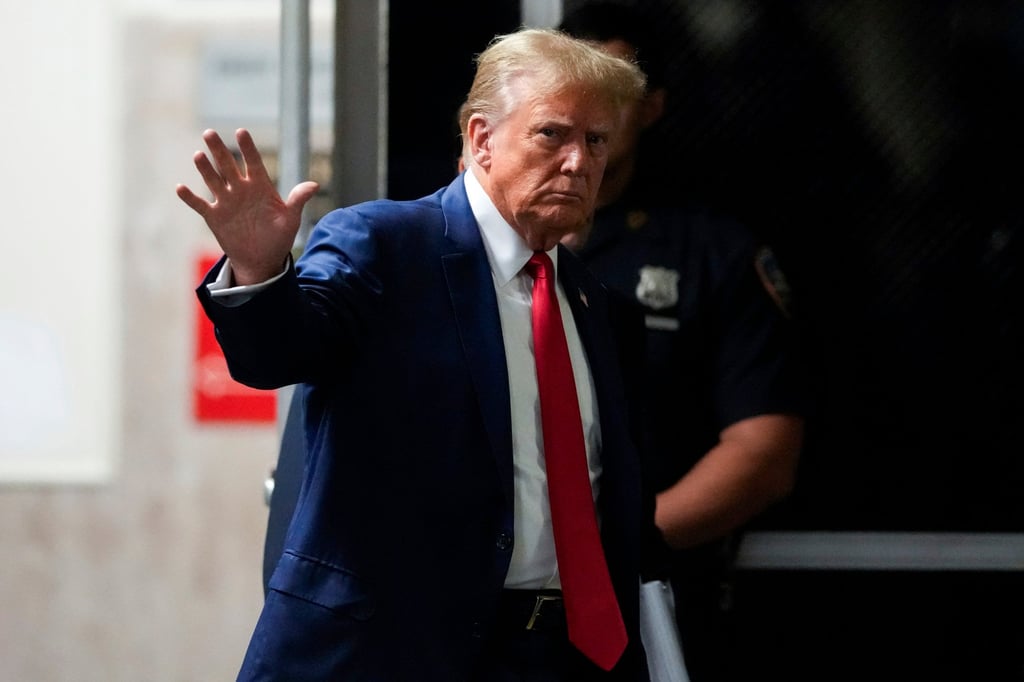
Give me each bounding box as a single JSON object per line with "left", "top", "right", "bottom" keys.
{"left": 635, "top": 265, "right": 680, "bottom": 310}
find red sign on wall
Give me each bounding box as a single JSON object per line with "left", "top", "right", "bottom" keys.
{"left": 192, "top": 253, "right": 277, "bottom": 423}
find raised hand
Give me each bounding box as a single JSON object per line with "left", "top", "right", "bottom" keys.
{"left": 176, "top": 128, "right": 320, "bottom": 285}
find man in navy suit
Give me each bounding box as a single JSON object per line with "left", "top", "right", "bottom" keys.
{"left": 178, "top": 27, "right": 656, "bottom": 681}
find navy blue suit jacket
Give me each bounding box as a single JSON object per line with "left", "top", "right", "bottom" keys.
{"left": 197, "top": 173, "right": 651, "bottom": 681}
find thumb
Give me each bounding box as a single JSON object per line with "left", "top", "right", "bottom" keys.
{"left": 285, "top": 181, "right": 321, "bottom": 215}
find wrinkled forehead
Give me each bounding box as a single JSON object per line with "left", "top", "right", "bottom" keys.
{"left": 509, "top": 77, "right": 623, "bottom": 130}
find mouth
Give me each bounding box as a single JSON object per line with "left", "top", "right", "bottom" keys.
{"left": 547, "top": 191, "right": 584, "bottom": 203}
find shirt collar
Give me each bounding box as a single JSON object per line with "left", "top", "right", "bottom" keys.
{"left": 463, "top": 168, "right": 558, "bottom": 287}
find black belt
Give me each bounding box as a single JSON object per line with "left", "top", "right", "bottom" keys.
{"left": 496, "top": 589, "right": 566, "bottom": 632}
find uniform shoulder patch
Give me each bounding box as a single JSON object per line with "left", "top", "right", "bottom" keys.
{"left": 754, "top": 245, "right": 795, "bottom": 319}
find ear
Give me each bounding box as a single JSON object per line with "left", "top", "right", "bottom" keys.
{"left": 638, "top": 87, "right": 666, "bottom": 129}
{"left": 466, "top": 114, "right": 494, "bottom": 169}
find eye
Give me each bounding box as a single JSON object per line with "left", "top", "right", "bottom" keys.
{"left": 587, "top": 133, "right": 607, "bottom": 146}
{"left": 539, "top": 127, "right": 558, "bottom": 138}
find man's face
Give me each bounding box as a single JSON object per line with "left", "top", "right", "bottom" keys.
{"left": 469, "top": 81, "right": 620, "bottom": 251}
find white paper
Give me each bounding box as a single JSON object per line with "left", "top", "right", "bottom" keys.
{"left": 639, "top": 579, "right": 691, "bottom": 682}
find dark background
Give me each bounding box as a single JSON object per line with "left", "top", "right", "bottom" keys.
{"left": 386, "top": 1, "right": 1024, "bottom": 678}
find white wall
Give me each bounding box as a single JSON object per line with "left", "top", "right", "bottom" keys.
{"left": 0, "top": 2, "right": 334, "bottom": 680}
{"left": 0, "top": 1, "right": 120, "bottom": 482}
{"left": 0, "top": 0, "right": 334, "bottom": 486}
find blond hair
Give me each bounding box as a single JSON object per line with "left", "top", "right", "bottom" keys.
{"left": 457, "top": 27, "right": 647, "bottom": 154}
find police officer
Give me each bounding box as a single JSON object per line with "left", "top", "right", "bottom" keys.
{"left": 559, "top": 4, "right": 809, "bottom": 681}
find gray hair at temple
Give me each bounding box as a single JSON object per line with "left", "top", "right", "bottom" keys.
{"left": 457, "top": 27, "right": 647, "bottom": 152}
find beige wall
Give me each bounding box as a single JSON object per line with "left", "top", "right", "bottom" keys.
{"left": 0, "top": 5, "right": 332, "bottom": 680}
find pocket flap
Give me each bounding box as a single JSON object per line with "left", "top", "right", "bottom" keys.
{"left": 268, "top": 551, "right": 375, "bottom": 620}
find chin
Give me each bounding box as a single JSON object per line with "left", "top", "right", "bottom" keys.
{"left": 521, "top": 209, "right": 586, "bottom": 244}
{"left": 547, "top": 206, "right": 588, "bottom": 228}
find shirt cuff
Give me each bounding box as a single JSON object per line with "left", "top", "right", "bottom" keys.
{"left": 207, "top": 255, "right": 291, "bottom": 305}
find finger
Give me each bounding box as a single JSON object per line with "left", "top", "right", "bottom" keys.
{"left": 202, "top": 128, "right": 243, "bottom": 185}
{"left": 284, "top": 181, "right": 320, "bottom": 231}
{"left": 235, "top": 128, "right": 273, "bottom": 185}
{"left": 176, "top": 183, "right": 211, "bottom": 217}
{"left": 285, "top": 181, "right": 321, "bottom": 215}
{"left": 192, "top": 150, "right": 227, "bottom": 195}
{"left": 285, "top": 183, "right": 320, "bottom": 229}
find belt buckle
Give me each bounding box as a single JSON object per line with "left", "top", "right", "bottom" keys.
{"left": 525, "top": 594, "right": 560, "bottom": 630}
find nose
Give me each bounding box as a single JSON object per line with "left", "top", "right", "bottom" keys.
{"left": 561, "top": 143, "right": 585, "bottom": 175}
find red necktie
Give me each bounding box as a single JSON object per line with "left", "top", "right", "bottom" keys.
{"left": 526, "top": 251, "right": 628, "bottom": 671}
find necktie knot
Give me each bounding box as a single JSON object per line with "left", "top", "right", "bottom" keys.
{"left": 526, "top": 251, "right": 553, "bottom": 281}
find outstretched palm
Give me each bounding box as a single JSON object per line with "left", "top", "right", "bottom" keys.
{"left": 176, "top": 128, "right": 319, "bottom": 285}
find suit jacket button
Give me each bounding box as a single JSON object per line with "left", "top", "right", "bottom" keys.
{"left": 496, "top": 532, "right": 513, "bottom": 551}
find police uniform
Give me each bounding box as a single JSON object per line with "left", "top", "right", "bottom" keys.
{"left": 576, "top": 189, "right": 809, "bottom": 682}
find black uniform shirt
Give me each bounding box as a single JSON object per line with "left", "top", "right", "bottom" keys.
{"left": 577, "top": 196, "right": 809, "bottom": 495}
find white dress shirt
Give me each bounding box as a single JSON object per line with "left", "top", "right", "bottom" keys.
{"left": 464, "top": 168, "right": 603, "bottom": 590}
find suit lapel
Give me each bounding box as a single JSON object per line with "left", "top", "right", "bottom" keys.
{"left": 558, "top": 246, "right": 604, "bottom": 378}
{"left": 440, "top": 176, "right": 515, "bottom": 505}
{"left": 558, "top": 246, "right": 627, "bottom": 494}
